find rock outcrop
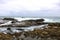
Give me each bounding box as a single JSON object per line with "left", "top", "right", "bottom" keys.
{"left": 0, "top": 18, "right": 45, "bottom": 27}
{"left": 0, "top": 24, "right": 60, "bottom": 40}
{"left": 3, "top": 17, "right": 18, "bottom": 23}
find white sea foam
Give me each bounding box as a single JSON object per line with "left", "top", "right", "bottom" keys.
{"left": 44, "top": 18, "right": 60, "bottom": 23}
{"left": 0, "top": 21, "right": 12, "bottom": 26}
{"left": 14, "top": 17, "right": 41, "bottom": 21}
{"left": 44, "top": 18, "right": 55, "bottom": 22}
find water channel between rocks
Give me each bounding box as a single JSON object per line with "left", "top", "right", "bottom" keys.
{"left": 0, "top": 24, "right": 48, "bottom": 34}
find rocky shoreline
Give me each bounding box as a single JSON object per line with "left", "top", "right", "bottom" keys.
{"left": 0, "top": 24, "right": 60, "bottom": 40}
{"left": 0, "top": 17, "right": 45, "bottom": 27}
{"left": 0, "top": 18, "right": 60, "bottom": 40}
{"left": 0, "top": 17, "right": 60, "bottom": 27}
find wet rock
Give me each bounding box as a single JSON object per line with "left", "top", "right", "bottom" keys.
{"left": 0, "top": 24, "right": 60, "bottom": 40}
{"left": 14, "top": 19, "right": 45, "bottom": 27}
{"left": 3, "top": 17, "right": 18, "bottom": 23}
{"left": 3, "top": 18, "right": 16, "bottom": 20}
{"left": 5, "top": 19, "right": 44, "bottom": 27}
{"left": 0, "top": 18, "right": 45, "bottom": 27}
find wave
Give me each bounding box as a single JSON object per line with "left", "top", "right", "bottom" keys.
{"left": 0, "top": 21, "right": 12, "bottom": 26}
{"left": 14, "top": 17, "right": 41, "bottom": 21}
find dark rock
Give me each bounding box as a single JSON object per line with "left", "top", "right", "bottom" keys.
{"left": 16, "top": 29, "right": 24, "bottom": 31}
{"left": 3, "top": 18, "right": 15, "bottom": 20}
{"left": 23, "top": 19, "right": 44, "bottom": 22}
{"left": 3, "top": 18, "right": 18, "bottom": 23}
{"left": 0, "top": 18, "right": 45, "bottom": 27}
{"left": 19, "top": 19, "right": 45, "bottom": 26}
{"left": 7, "top": 28, "right": 11, "bottom": 30}
{"left": 35, "top": 19, "right": 44, "bottom": 22}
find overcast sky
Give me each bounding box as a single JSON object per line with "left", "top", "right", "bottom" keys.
{"left": 0, "top": 0, "right": 60, "bottom": 17}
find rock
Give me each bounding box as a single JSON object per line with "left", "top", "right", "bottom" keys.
{"left": 0, "top": 18, "right": 45, "bottom": 27}
{"left": 0, "top": 33, "right": 13, "bottom": 40}
{"left": 3, "top": 18, "right": 15, "bottom": 20}
{"left": 5, "top": 19, "right": 44, "bottom": 27}
{"left": 35, "top": 19, "right": 44, "bottom": 22}
{"left": 0, "top": 23, "right": 60, "bottom": 40}
{"left": 17, "top": 19, "right": 45, "bottom": 26}
{"left": 22, "top": 19, "right": 44, "bottom": 23}
{"left": 16, "top": 29, "right": 25, "bottom": 31}
{"left": 3, "top": 18, "right": 18, "bottom": 23}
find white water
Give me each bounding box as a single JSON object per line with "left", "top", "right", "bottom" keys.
{"left": 0, "top": 21, "right": 12, "bottom": 26}
{"left": 15, "top": 18, "right": 41, "bottom": 21}
{"left": 44, "top": 18, "right": 60, "bottom": 23}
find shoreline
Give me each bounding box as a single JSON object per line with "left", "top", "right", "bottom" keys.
{"left": 0, "top": 17, "right": 60, "bottom": 40}
{"left": 0, "top": 24, "right": 60, "bottom": 40}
